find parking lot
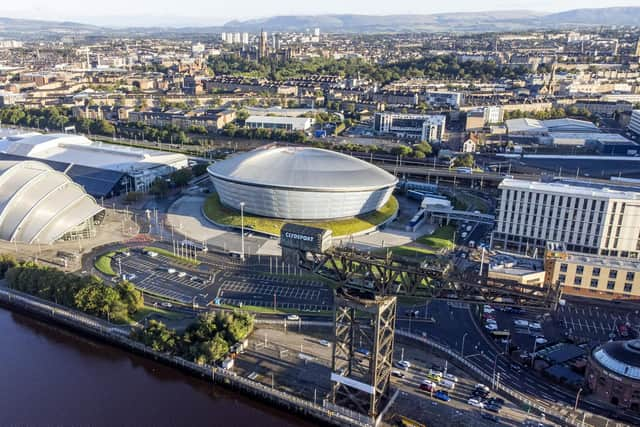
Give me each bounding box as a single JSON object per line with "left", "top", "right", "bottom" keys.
{"left": 482, "top": 299, "right": 640, "bottom": 353}
{"left": 115, "top": 250, "right": 333, "bottom": 311}
{"left": 217, "top": 271, "right": 333, "bottom": 312}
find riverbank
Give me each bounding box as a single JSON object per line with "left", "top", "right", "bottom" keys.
{"left": 0, "top": 286, "right": 370, "bottom": 427}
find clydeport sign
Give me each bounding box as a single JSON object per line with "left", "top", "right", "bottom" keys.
{"left": 280, "top": 223, "right": 332, "bottom": 253}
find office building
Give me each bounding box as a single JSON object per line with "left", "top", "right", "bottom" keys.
{"left": 630, "top": 110, "right": 640, "bottom": 136}
{"left": 245, "top": 115, "right": 313, "bottom": 131}
{"left": 492, "top": 178, "right": 640, "bottom": 258}
{"left": 259, "top": 30, "right": 268, "bottom": 60}
{"left": 545, "top": 242, "right": 640, "bottom": 300}
{"left": 373, "top": 112, "right": 446, "bottom": 142}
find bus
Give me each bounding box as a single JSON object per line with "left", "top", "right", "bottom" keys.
{"left": 180, "top": 239, "right": 208, "bottom": 252}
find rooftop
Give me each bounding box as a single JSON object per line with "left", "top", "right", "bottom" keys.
{"left": 500, "top": 178, "right": 640, "bottom": 201}
{"left": 0, "top": 132, "right": 187, "bottom": 173}
{"left": 593, "top": 340, "right": 640, "bottom": 381}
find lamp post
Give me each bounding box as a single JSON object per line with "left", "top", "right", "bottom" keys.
{"left": 574, "top": 387, "right": 583, "bottom": 411}
{"left": 461, "top": 332, "right": 468, "bottom": 357}
{"left": 240, "top": 202, "right": 245, "bottom": 261}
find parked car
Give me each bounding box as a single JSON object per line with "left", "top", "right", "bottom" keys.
{"left": 391, "top": 370, "right": 406, "bottom": 378}
{"left": 467, "top": 398, "right": 484, "bottom": 408}
{"left": 434, "top": 390, "right": 450, "bottom": 402}
{"left": 160, "top": 302, "right": 173, "bottom": 308}
{"left": 529, "top": 322, "right": 542, "bottom": 330}
{"left": 286, "top": 314, "right": 300, "bottom": 321}
{"left": 487, "top": 397, "right": 505, "bottom": 406}
{"left": 535, "top": 337, "right": 548, "bottom": 345}
{"left": 485, "top": 403, "right": 502, "bottom": 413}
{"left": 514, "top": 319, "right": 529, "bottom": 327}
{"left": 481, "top": 412, "right": 499, "bottom": 422}
{"left": 419, "top": 380, "right": 436, "bottom": 392}
{"left": 485, "top": 323, "right": 499, "bottom": 331}
{"left": 395, "top": 360, "right": 411, "bottom": 370}
{"left": 483, "top": 305, "right": 496, "bottom": 314}
{"left": 510, "top": 363, "right": 523, "bottom": 372}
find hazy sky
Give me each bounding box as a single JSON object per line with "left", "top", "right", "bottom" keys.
{"left": 2, "top": 0, "right": 639, "bottom": 26}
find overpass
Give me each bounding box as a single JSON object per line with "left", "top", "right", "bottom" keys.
{"left": 425, "top": 206, "right": 495, "bottom": 224}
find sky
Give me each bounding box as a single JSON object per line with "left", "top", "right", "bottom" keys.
{"left": 1, "top": 0, "right": 639, "bottom": 27}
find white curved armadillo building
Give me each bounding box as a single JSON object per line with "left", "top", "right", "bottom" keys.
{"left": 0, "top": 161, "right": 105, "bottom": 244}
{"left": 207, "top": 146, "right": 397, "bottom": 220}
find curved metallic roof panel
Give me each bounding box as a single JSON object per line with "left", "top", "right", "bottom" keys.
{"left": 207, "top": 146, "right": 398, "bottom": 192}
{"left": 0, "top": 160, "right": 104, "bottom": 244}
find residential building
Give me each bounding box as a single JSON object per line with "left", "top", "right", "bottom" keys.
{"left": 573, "top": 100, "right": 634, "bottom": 118}
{"left": 422, "top": 90, "right": 463, "bottom": 108}
{"left": 545, "top": 242, "right": 640, "bottom": 300}
{"left": 630, "top": 110, "right": 640, "bottom": 136}
{"left": 0, "top": 90, "right": 25, "bottom": 106}
{"left": 245, "top": 116, "right": 313, "bottom": 131}
{"left": 259, "top": 30, "right": 268, "bottom": 60}
{"left": 492, "top": 178, "right": 640, "bottom": 258}
{"left": 373, "top": 112, "right": 446, "bottom": 142}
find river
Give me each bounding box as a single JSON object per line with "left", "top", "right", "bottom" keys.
{"left": 0, "top": 307, "right": 317, "bottom": 427}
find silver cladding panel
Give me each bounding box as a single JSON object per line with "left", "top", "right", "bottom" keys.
{"left": 207, "top": 146, "right": 398, "bottom": 192}
{"left": 211, "top": 176, "right": 394, "bottom": 220}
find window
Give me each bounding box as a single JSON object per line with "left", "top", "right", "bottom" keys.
{"left": 590, "top": 279, "right": 599, "bottom": 288}
{"left": 576, "top": 265, "right": 584, "bottom": 275}
{"left": 607, "top": 281, "right": 616, "bottom": 290}
{"left": 609, "top": 270, "right": 618, "bottom": 279}
{"left": 626, "top": 272, "right": 635, "bottom": 282}
{"left": 559, "top": 274, "right": 566, "bottom": 283}
{"left": 624, "top": 283, "right": 633, "bottom": 293}
{"left": 592, "top": 267, "right": 600, "bottom": 276}
{"left": 560, "top": 263, "right": 568, "bottom": 273}
{"left": 574, "top": 277, "right": 582, "bottom": 286}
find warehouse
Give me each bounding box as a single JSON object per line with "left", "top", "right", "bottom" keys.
{"left": 208, "top": 146, "right": 397, "bottom": 220}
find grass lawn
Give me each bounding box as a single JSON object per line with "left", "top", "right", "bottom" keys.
{"left": 94, "top": 252, "right": 117, "bottom": 276}
{"left": 216, "top": 303, "right": 332, "bottom": 317}
{"left": 143, "top": 246, "right": 200, "bottom": 266}
{"left": 203, "top": 193, "right": 398, "bottom": 237}
{"left": 416, "top": 225, "right": 456, "bottom": 250}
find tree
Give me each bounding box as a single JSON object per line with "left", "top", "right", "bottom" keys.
{"left": 414, "top": 142, "right": 433, "bottom": 156}
{"left": 116, "top": 281, "right": 144, "bottom": 314}
{"left": 413, "top": 150, "right": 426, "bottom": 159}
{"left": 134, "top": 320, "right": 178, "bottom": 353}
{"left": 452, "top": 153, "right": 474, "bottom": 168}
{"left": 390, "top": 145, "right": 412, "bottom": 157}
{"left": 171, "top": 168, "right": 193, "bottom": 187}
{"left": 0, "top": 254, "right": 16, "bottom": 279}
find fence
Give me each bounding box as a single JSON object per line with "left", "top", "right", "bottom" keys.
{"left": 0, "top": 286, "right": 372, "bottom": 427}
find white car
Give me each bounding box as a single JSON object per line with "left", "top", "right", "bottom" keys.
{"left": 177, "top": 271, "right": 187, "bottom": 278}
{"left": 529, "top": 322, "right": 542, "bottom": 330}
{"left": 468, "top": 398, "right": 484, "bottom": 408}
{"left": 535, "top": 337, "right": 548, "bottom": 345}
{"left": 395, "top": 360, "right": 412, "bottom": 370}
{"left": 475, "top": 383, "right": 490, "bottom": 393}
{"left": 167, "top": 268, "right": 176, "bottom": 274}
{"left": 486, "top": 318, "right": 497, "bottom": 325}
{"left": 485, "top": 323, "right": 499, "bottom": 331}
{"left": 286, "top": 314, "right": 300, "bottom": 321}
{"left": 483, "top": 305, "right": 496, "bottom": 314}
{"left": 514, "top": 319, "right": 529, "bottom": 327}
{"left": 319, "top": 339, "right": 330, "bottom": 347}
{"left": 160, "top": 302, "right": 173, "bottom": 308}
{"left": 444, "top": 373, "right": 458, "bottom": 382}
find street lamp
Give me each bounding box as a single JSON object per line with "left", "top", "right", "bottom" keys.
{"left": 574, "top": 387, "right": 583, "bottom": 411}
{"left": 461, "top": 332, "right": 468, "bottom": 357}
{"left": 240, "top": 202, "right": 245, "bottom": 261}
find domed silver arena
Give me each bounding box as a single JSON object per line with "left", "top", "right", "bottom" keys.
{"left": 207, "top": 147, "right": 398, "bottom": 220}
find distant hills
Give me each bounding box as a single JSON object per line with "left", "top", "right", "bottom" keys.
{"left": 0, "top": 7, "right": 639, "bottom": 37}
{"left": 222, "top": 8, "right": 640, "bottom": 32}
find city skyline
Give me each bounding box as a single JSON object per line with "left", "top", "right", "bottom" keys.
{"left": 1, "top": 1, "right": 639, "bottom": 27}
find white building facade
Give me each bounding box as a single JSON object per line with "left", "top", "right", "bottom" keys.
{"left": 373, "top": 112, "right": 446, "bottom": 142}
{"left": 630, "top": 110, "right": 640, "bottom": 136}
{"left": 492, "top": 179, "right": 640, "bottom": 258}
